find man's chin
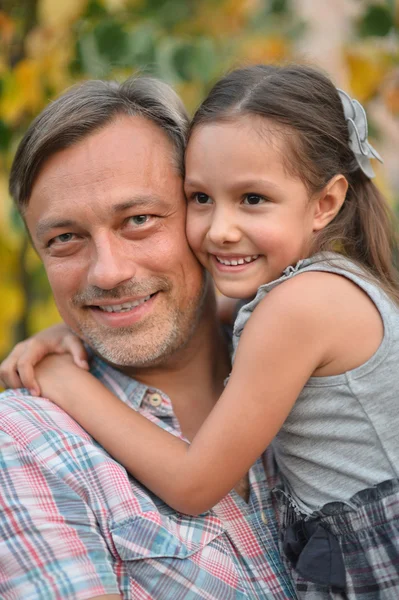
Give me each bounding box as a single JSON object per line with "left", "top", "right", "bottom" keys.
{"left": 79, "top": 327, "right": 180, "bottom": 371}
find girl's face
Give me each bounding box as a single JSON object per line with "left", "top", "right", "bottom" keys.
{"left": 184, "top": 116, "right": 319, "bottom": 299}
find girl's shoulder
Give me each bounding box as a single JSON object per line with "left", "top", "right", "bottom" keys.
{"left": 233, "top": 253, "right": 388, "bottom": 377}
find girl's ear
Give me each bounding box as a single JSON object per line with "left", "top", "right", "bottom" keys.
{"left": 312, "top": 174, "right": 348, "bottom": 232}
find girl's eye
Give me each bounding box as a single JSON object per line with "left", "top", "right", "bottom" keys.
{"left": 194, "top": 193, "right": 212, "bottom": 205}
{"left": 129, "top": 215, "right": 150, "bottom": 226}
{"left": 243, "top": 194, "right": 266, "bottom": 205}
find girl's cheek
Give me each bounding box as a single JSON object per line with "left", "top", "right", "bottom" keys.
{"left": 186, "top": 213, "right": 205, "bottom": 252}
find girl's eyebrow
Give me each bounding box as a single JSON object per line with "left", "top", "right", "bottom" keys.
{"left": 184, "top": 178, "right": 282, "bottom": 192}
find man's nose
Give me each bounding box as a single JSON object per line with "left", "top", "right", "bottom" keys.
{"left": 87, "top": 236, "right": 136, "bottom": 290}
{"left": 207, "top": 206, "right": 241, "bottom": 246}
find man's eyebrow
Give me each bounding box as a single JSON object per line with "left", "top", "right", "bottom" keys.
{"left": 36, "top": 219, "right": 77, "bottom": 239}
{"left": 112, "top": 196, "right": 169, "bottom": 213}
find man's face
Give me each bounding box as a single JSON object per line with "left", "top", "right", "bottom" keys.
{"left": 25, "top": 115, "right": 206, "bottom": 369}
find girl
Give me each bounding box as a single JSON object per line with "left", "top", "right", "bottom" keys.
{"left": 3, "top": 64, "right": 399, "bottom": 597}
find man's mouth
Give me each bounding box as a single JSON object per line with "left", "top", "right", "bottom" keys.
{"left": 92, "top": 294, "right": 154, "bottom": 313}
{"left": 215, "top": 254, "right": 260, "bottom": 266}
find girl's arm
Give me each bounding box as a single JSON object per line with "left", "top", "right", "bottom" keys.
{"left": 35, "top": 276, "right": 329, "bottom": 515}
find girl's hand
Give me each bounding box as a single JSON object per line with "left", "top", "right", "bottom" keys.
{"left": 0, "top": 324, "right": 88, "bottom": 396}
{"left": 35, "top": 353, "right": 93, "bottom": 411}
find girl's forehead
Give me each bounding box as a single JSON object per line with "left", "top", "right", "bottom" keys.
{"left": 186, "top": 115, "right": 292, "bottom": 155}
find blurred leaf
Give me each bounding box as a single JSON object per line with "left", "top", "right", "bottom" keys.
{"left": 0, "top": 119, "right": 11, "bottom": 152}
{"left": 358, "top": 4, "right": 393, "bottom": 37}
{"left": 240, "top": 34, "right": 291, "bottom": 64}
{"left": 38, "top": 0, "right": 89, "bottom": 29}
{"left": 94, "top": 20, "right": 130, "bottom": 64}
{"left": 155, "top": 37, "right": 183, "bottom": 82}
{"left": 127, "top": 24, "right": 156, "bottom": 65}
{"left": 173, "top": 39, "right": 216, "bottom": 83}
{"left": 75, "top": 31, "right": 109, "bottom": 76}
{"left": 270, "top": 0, "right": 289, "bottom": 15}
{"left": 0, "top": 59, "right": 44, "bottom": 124}
{"left": 345, "top": 45, "right": 391, "bottom": 101}
{"left": 10, "top": 204, "right": 26, "bottom": 234}
{"left": 84, "top": 0, "right": 109, "bottom": 18}
{"left": 27, "top": 295, "right": 62, "bottom": 337}
{"left": 0, "top": 10, "right": 15, "bottom": 47}
{"left": 103, "top": 0, "right": 130, "bottom": 12}
{"left": 383, "top": 70, "right": 399, "bottom": 115}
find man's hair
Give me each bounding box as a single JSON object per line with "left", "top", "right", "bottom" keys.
{"left": 10, "top": 76, "right": 189, "bottom": 213}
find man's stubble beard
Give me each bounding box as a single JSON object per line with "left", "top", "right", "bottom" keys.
{"left": 75, "top": 272, "right": 208, "bottom": 369}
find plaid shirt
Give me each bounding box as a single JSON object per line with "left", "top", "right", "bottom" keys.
{"left": 0, "top": 356, "right": 296, "bottom": 600}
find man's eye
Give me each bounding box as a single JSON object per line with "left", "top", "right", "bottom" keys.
{"left": 194, "top": 193, "right": 212, "bottom": 205}
{"left": 49, "top": 233, "right": 75, "bottom": 245}
{"left": 129, "top": 215, "right": 150, "bottom": 226}
{"left": 243, "top": 194, "right": 266, "bottom": 205}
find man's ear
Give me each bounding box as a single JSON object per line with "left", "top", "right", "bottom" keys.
{"left": 312, "top": 174, "right": 348, "bottom": 232}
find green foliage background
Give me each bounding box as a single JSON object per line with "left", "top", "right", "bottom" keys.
{"left": 0, "top": 0, "right": 398, "bottom": 359}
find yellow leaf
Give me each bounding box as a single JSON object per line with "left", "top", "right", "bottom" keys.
{"left": 0, "top": 59, "right": 44, "bottom": 124}
{"left": 25, "top": 26, "right": 75, "bottom": 93}
{"left": 0, "top": 10, "right": 15, "bottom": 46}
{"left": 345, "top": 45, "right": 391, "bottom": 102}
{"left": 175, "top": 81, "right": 204, "bottom": 115}
{"left": 382, "top": 70, "right": 399, "bottom": 116}
{"left": 240, "top": 35, "right": 291, "bottom": 64}
{"left": 0, "top": 272, "right": 25, "bottom": 360}
{"left": 191, "top": 0, "right": 259, "bottom": 36}
{"left": 27, "top": 296, "right": 62, "bottom": 336}
{"left": 38, "top": 0, "right": 88, "bottom": 29}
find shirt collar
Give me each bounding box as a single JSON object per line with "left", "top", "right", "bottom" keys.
{"left": 89, "top": 354, "right": 149, "bottom": 410}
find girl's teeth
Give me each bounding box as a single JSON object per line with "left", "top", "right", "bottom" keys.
{"left": 216, "top": 255, "right": 259, "bottom": 266}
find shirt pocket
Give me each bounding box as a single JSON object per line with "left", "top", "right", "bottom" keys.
{"left": 110, "top": 509, "right": 224, "bottom": 560}
{"left": 109, "top": 511, "right": 248, "bottom": 599}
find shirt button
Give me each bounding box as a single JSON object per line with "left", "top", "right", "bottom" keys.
{"left": 261, "top": 511, "right": 268, "bottom": 525}
{"left": 148, "top": 392, "right": 162, "bottom": 407}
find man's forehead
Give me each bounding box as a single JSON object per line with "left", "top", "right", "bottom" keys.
{"left": 43, "top": 115, "right": 176, "bottom": 173}
{"left": 30, "top": 117, "right": 182, "bottom": 200}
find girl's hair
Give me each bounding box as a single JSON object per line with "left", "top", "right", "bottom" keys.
{"left": 190, "top": 64, "right": 399, "bottom": 302}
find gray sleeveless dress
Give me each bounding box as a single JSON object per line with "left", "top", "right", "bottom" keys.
{"left": 233, "top": 253, "right": 399, "bottom": 599}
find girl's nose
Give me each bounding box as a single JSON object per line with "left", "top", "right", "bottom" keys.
{"left": 207, "top": 207, "right": 241, "bottom": 245}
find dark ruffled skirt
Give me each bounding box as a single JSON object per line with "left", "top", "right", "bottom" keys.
{"left": 273, "top": 479, "right": 399, "bottom": 599}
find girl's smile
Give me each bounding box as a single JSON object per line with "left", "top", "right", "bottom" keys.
{"left": 184, "top": 116, "right": 318, "bottom": 299}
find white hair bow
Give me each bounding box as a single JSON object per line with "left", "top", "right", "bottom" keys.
{"left": 337, "top": 89, "right": 383, "bottom": 179}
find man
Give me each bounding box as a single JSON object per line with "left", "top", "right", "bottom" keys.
{"left": 0, "top": 76, "right": 295, "bottom": 599}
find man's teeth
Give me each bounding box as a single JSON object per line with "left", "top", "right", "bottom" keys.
{"left": 98, "top": 295, "right": 151, "bottom": 312}
{"left": 216, "top": 255, "right": 259, "bottom": 266}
